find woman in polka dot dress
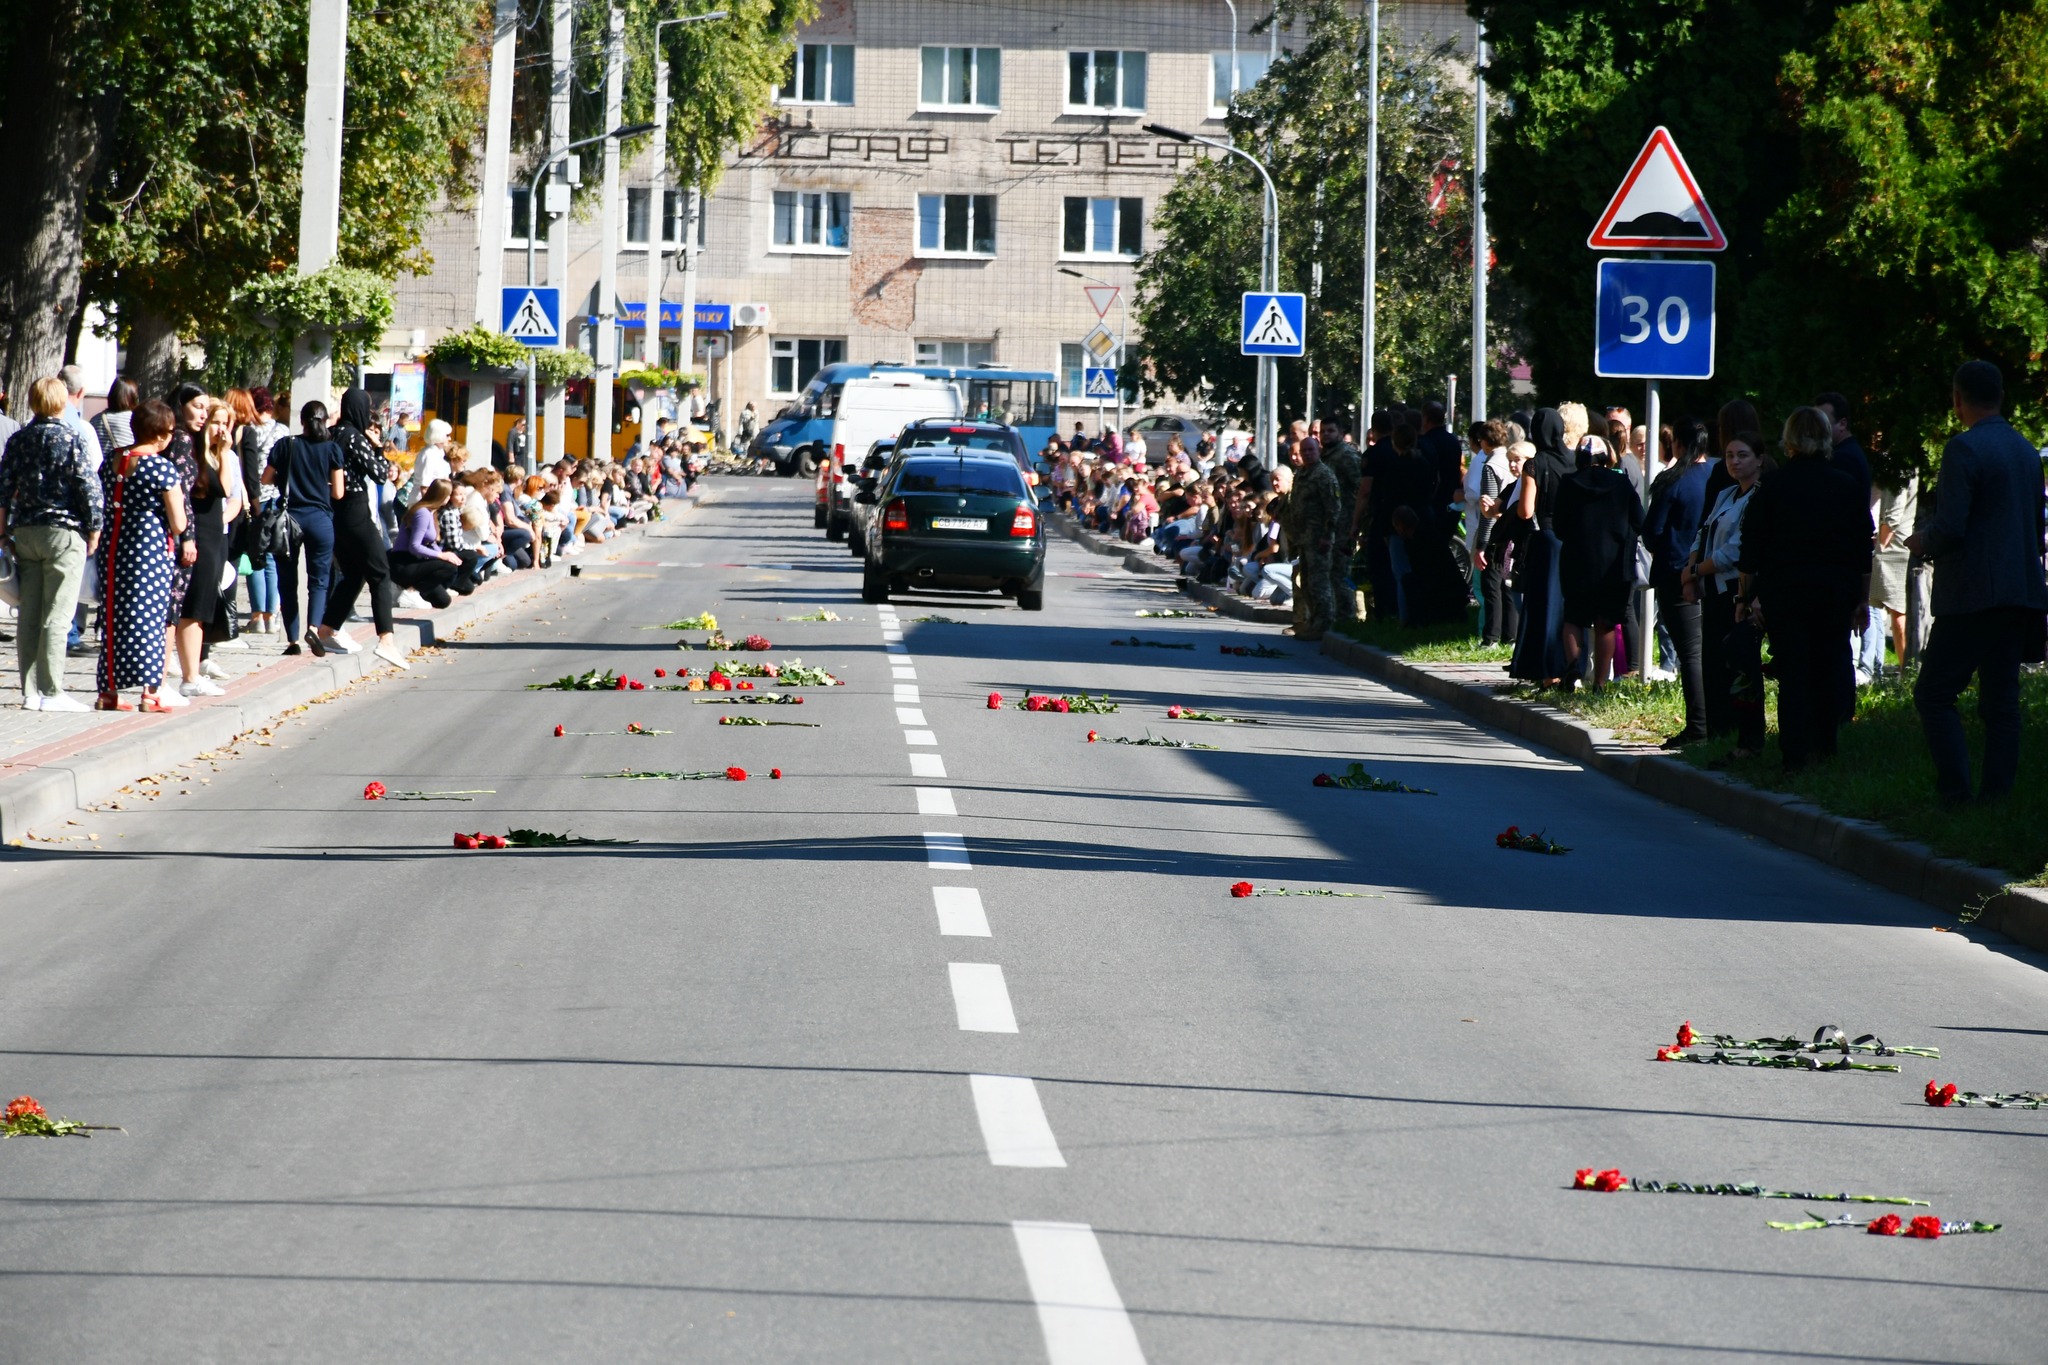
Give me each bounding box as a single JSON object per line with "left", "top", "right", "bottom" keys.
{"left": 95, "top": 401, "right": 188, "bottom": 712}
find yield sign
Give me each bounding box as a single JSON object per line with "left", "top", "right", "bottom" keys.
{"left": 1586, "top": 127, "right": 1726, "bottom": 252}
{"left": 1083, "top": 285, "right": 1120, "bottom": 318}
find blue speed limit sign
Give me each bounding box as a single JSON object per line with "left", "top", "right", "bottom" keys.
{"left": 1594, "top": 258, "right": 1715, "bottom": 380}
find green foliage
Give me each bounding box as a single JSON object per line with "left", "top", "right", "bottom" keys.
{"left": 428, "top": 323, "right": 532, "bottom": 374}
{"left": 532, "top": 348, "right": 595, "bottom": 386}
{"left": 620, "top": 366, "right": 702, "bottom": 391}
{"left": 1134, "top": 0, "right": 1523, "bottom": 425}
{"left": 623, "top": 0, "right": 815, "bottom": 191}
{"left": 1473, "top": 0, "right": 2048, "bottom": 472}
{"left": 231, "top": 264, "right": 396, "bottom": 335}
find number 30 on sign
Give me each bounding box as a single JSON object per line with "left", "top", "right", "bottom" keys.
{"left": 1594, "top": 258, "right": 1715, "bottom": 381}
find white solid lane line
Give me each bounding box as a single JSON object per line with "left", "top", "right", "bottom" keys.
{"left": 915, "top": 787, "right": 957, "bottom": 817}
{"left": 1011, "top": 1222, "right": 1147, "bottom": 1365}
{"left": 894, "top": 684, "right": 920, "bottom": 702}
{"left": 896, "top": 707, "right": 928, "bottom": 726}
{"left": 893, "top": 666, "right": 917, "bottom": 679}
{"left": 970, "top": 1075, "right": 1066, "bottom": 1168}
{"left": 923, "top": 832, "right": 970, "bottom": 867}
{"left": 904, "top": 729, "right": 938, "bottom": 746}
{"left": 909, "top": 752, "right": 947, "bottom": 778}
{"left": 932, "top": 885, "right": 989, "bottom": 936}
{"left": 947, "top": 962, "right": 1018, "bottom": 1032}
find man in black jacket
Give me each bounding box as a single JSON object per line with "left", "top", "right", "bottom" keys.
{"left": 1737, "top": 407, "right": 1872, "bottom": 771}
{"left": 1907, "top": 361, "right": 2048, "bottom": 801}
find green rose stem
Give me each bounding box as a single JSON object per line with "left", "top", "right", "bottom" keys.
{"left": 1767, "top": 1214, "right": 2000, "bottom": 1234}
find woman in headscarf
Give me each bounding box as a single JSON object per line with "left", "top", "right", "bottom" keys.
{"left": 1508, "top": 407, "right": 1576, "bottom": 684}
{"left": 311, "top": 388, "right": 408, "bottom": 669}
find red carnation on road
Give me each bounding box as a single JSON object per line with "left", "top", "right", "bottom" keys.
{"left": 363, "top": 782, "right": 387, "bottom": 800}
{"left": 1925, "top": 1080, "right": 1958, "bottom": 1107}
{"left": 478, "top": 834, "right": 508, "bottom": 850}
{"left": 654, "top": 668, "right": 666, "bottom": 678}
{"left": 1676, "top": 1021, "right": 1697, "bottom": 1047}
{"left": 987, "top": 692, "right": 1003, "bottom": 709}
{"left": 1167, "top": 705, "right": 1183, "bottom": 719}
{"left": 553, "top": 724, "right": 565, "bottom": 737}
{"left": 453, "top": 832, "right": 480, "bottom": 849}
{"left": 1229, "top": 881, "right": 1254, "bottom": 898}
{"left": 4, "top": 1095, "right": 46, "bottom": 1123}
{"left": 1905, "top": 1216, "right": 1944, "bottom": 1239}
{"left": 628, "top": 680, "right": 646, "bottom": 690}
{"left": 1655, "top": 1045, "right": 1686, "bottom": 1062}
{"left": 1087, "top": 730, "right": 1098, "bottom": 742}
{"left": 770, "top": 768, "right": 783, "bottom": 779}
{"left": 737, "top": 681, "right": 755, "bottom": 691}
{"left": 613, "top": 675, "right": 628, "bottom": 690}
{"left": 1867, "top": 1214, "right": 1903, "bottom": 1236}
{"left": 726, "top": 766, "right": 748, "bottom": 781}
{"left": 1313, "top": 773, "right": 1334, "bottom": 788}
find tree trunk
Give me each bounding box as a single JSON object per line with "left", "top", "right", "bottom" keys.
{"left": 124, "top": 306, "right": 185, "bottom": 398}
{"left": 0, "top": 7, "right": 104, "bottom": 416}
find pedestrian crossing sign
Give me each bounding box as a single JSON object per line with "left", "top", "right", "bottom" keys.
{"left": 1240, "top": 291, "right": 1306, "bottom": 356}
{"left": 501, "top": 286, "right": 561, "bottom": 347}
{"left": 1083, "top": 367, "right": 1117, "bottom": 399}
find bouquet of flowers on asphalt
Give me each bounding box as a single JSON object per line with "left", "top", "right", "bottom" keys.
{"left": 1165, "top": 704, "right": 1263, "bottom": 723}
{"left": 1312, "top": 762, "right": 1434, "bottom": 794}
{"left": 529, "top": 667, "right": 649, "bottom": 691}
{"left": 1495, "top": 825, "right": 1568, "bottom": 855}
{"left": 1, "top": 1094, "right": 119, "bottom": 1138}
{"left": 651, "top": 612, "right": 718, "bottom": 630}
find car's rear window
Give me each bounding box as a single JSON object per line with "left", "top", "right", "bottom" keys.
{"left": 897, "top": 458, "right": 1027, "bottom": 497}
{"left": 900, "top": 427, "right": 1018, "bottom": 457}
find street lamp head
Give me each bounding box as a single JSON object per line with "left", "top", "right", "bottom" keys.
{"left": 609, "top": 121, "right": 658, "bottom": 139}
{"left": 1057, "top": 268, "right": 1083, "bottom": 279}
{"left": 1143, "top": 123, "right": 1195, "bottom": 143}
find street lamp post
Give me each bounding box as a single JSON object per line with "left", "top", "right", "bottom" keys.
{"left": 1059, "top": 266, "right": 1127, "bottom": 438}
{"left": 1144, "top": 122, "right": 1280, "bottom": 468}
{"left": 645, "top": 11, "right": 730, "bottom": 375}
{"left": 1361, "top": 0, "right": 1380, "bottom": 427}
{"left": 522, "top": 120, "right": 657, "bottom": 453}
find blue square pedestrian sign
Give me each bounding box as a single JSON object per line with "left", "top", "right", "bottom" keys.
{"left": 1083, "top": 367, "right": 1117, "bottom": 399}
{"left": 1594, "top": 259, "right": 1715, "bottom": 381}
{"left": 501, "top": 286, "right": 561, "bottom": 347}
{"left": 1240, "top": 291, "right": 1306, "bottom": 357}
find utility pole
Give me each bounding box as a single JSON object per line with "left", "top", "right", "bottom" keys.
{"left": 1307, "top": 184, "right": 1323, "bottom": 423}
{"left": 470, "top": 0, "right": 518, "bottom": 457}
{"left": 1359, "top": 0, "right": 1379, "bottom": 425}
{"left": 1470, "top": 19, "right": 1488, "bottom": 426}
{"left": 592, "top": 1, "right": 624, "bottom": 460}
{"left": 544, "top": 0, "right": 571, "bottom": 463}
{"left": 291, "top": 0, "right": 348, "bottom": 409}
{"left": 646, "top": 12, "right": 729, "bottom": 378}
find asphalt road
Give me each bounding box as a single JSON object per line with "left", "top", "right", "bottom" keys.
{"left": 2, "top": 476, "right": 2044, "bottom": 1363}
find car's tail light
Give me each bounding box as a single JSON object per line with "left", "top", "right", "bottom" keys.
{"left": 1010, "top": 506, "right": 1036, "bottom": 537}
{"left": 884, "top": 499, "right": 909, "bottom": 532}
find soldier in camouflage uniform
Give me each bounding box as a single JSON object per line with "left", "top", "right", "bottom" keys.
{"left": 1321, "top": 423, "right": 1363, "bottom": 621}
{"left": 1285, "top": 421, "right": 1340, "bottom": 640}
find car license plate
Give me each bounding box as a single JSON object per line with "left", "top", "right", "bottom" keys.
{"left": 930, "top": 516, "right": 985, "bottom": 530}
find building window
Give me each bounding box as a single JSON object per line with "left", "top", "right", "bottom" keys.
{"left": 771, "top": 337, "right": 845, "bottom": 395}
{"left": 916, "top": 340, "right": 993, "bottom": 367}
{"left": 625, "top": 187, "right": 651, "bottom": 246}
{"left": 778, "top": 43, "right": 853, "bottom": 105}
{"left": 661, "top": 190, "right": 709, "bottom": 249}
{"left": 1062, "top": 197, "right": 1143, "bottom": 258}
{"left": 1060, "top": 343, "right": 1089, "bottom": 399}
{"left": 1066, "top": 50, "right": 1146, "bottom": 113}
{"left": 772, "top": 190, "right": 851, "bottom": 252}
{"left": 919, "top": 46, "right": 1000, "bottom": 109}
{"left": 1210, "top": 51, "right": 1272, "bottom": 114}
{"left": 916, "top": 194, "right": 995, "bottom": 257}
{"left": 506, "top": 187, "right": 533, "bottom": 246}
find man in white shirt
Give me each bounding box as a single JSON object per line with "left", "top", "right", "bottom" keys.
{"left": 58, "top": 365, "right": 103, "bottom": 474}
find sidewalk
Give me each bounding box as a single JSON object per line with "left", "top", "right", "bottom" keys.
{"left": 1052, "top": 507, "right": 2048, "bottom": 955}
{"left": 0, "top": 491, "right": 700, "bottom": 843}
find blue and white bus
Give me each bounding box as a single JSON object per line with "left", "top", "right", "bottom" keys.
{"left": 753, "top": 362, "right": 1059, "bottom": 475}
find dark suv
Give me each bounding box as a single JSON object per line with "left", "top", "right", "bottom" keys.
{"left": 856, "top": 451, "right": 1046, "bottom": 610}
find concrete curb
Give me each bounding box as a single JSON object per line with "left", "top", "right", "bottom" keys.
{"left": 1315, "top": 631, "right": 2048, "bottom": 952}
{"left": 0, "top": 492, "right": 701, "bottom": 844}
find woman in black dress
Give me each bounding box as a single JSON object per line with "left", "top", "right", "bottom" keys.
{"left": 161, "top": 384, "right": 211, "bottom": 703}
{"left": 311, "top": 388, "right": 408, "bottom": 669}
{"left": 1508, "top": 409, "right": 1575, "bottom": 684}
{"left": 1553, "top": 437, "right": 1645, "bottom": 689}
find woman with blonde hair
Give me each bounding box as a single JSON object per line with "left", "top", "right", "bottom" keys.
{"left": 0, "top": 376, "right": 101, "bottom": 710}
{"left": 1732, "top": 406, "right": 1873, "bottom": 771}
{"left": 171, "top": 397, "right": 245, "bottom": 697}
{"left": 388, "top": 478, "right": 467, "bottom": 609}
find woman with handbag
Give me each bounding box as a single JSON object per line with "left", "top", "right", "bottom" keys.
{"left": 0, "top": 377, "right": 102, "bottom": 711}
{"left": 264, "top": 401, "right": 344, "bottom": 655}
{"left": 1683, "top": 429, "right": 1771, "bottom": 761}
{"left": 94, "top": 401, "right": 186, "bottom": 713}
{"left": 311, "top": 388, "right": 408, "bottom": 669}
{"left": 168, "top": 398, "right": 244, "bottom": 698}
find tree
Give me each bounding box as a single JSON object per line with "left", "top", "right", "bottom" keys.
{"left": 1133, "top": 0, "right": 1521, "bottom": 429}
{"left": 1471, "top": 0, "right": 2048, "bottom": 470}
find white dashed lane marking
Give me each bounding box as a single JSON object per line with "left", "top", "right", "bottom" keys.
{"left": 904, "top": 729, "right": 938, "bottom": 746}
{"left": 1011, "top": 1222, "right": 1147, "bottom": 1364}
{"left": 923, "top": 832, "right": 970, "bottom": 867}
{"left": 970, "top": 1075, "right": 1066, "bottom": 1168}
{"left": 893, "top": 666, "right": 917, "bottom": 679}
{"left": 932, "top": 886, "right": 989, "bottom": 937}
{"left": 894, "top": 684, "right": 920, "bottom": 702}
{"left": 909, "top": 752, "right": 947, "bottom": 779}
{"left": 915, "top": 787, "right": 957, "bottom": 817}
{"left": 896, "top": 708, "right": 928, "bottom": 726}
{"left": 947, "top": 962, "right": 1018, "bottom": 1033}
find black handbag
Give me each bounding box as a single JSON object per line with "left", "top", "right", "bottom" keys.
{"left": 205, "top": 593, "right": 241, "bottom": 645}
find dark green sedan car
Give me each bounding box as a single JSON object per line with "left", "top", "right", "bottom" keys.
{"left": 855, "top": 451, "right": 1045, "bottom": 610}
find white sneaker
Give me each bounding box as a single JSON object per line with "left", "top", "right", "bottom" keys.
{"left": 373, "top": 641, "right": 412, "bottom": 670}
{"left": 180, "top": 678, "right": 226, "bottom": 698}
{"left": 213, "top": 636, "right": 250, "bottom": 650}
{"left": 152, "top": 686, "right": 190, "bottom": 708}
{"left": 1646, "top": 664, "right": 1678, "bottom": 682}
{"left": 397, "top": 590, "right": 428, "bottom": 609}
{"left": 39, "top": 692, "right": 89, "bottom": 713}
{"left": 201, "top": 657, "right": 230, "bottom": 680}
{"left": 21, "top": 693, "right": 42, "bottom": 711}
{"left": 325, "top": 631, "right": 362, "bottom": 655}
{"left": 1854, "top": 668, "right": 1873, "bottom": 687}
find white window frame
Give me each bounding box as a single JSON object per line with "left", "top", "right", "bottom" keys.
{"left": 658, "top": 190, "right": 709, "bottom": 250}
{"left": 1060, "top": 196, "right": 1144, "bottom": 261}
{"left": 777, "top": 43, "right": 854, "bottom": 106}
{"left": 918, "top": 46, "right": 1000, "bottom": 111}
{"left": 770, "top": 336, "right": 845, "bottom": 396}
{"left": 915, "top": 193, "right": 997, "bottom": 259}
{"left": 505, "top": 187, "right": 535, "bottom": 247}
{"left": 1065, "top": 49, "right": 1147, "bottom": 115}
{"left": 771, "top": 189, "right": 851, "bottom": 254}
{"left": 916, "top": 340, "right": 994, "bottom": 367}
{"left": 1210, "top": 50, "right": 1273, "bottom": 116}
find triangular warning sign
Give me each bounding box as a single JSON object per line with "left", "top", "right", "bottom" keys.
{"left": 1084, "top": 285, "right": 1120, "bottom": 318}
{"left": 1587, "top": 127, "right": 1726, "bottom": 252}
{"left": 1246, "top": 297, "right": 1300, "bottom": 348}
{"left": 505, "top": 290, "right": 557, "bottom": 338}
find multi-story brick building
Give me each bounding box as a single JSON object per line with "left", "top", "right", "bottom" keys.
{"left": 384, "top": 0, "right": 1474, "bottom": 458}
